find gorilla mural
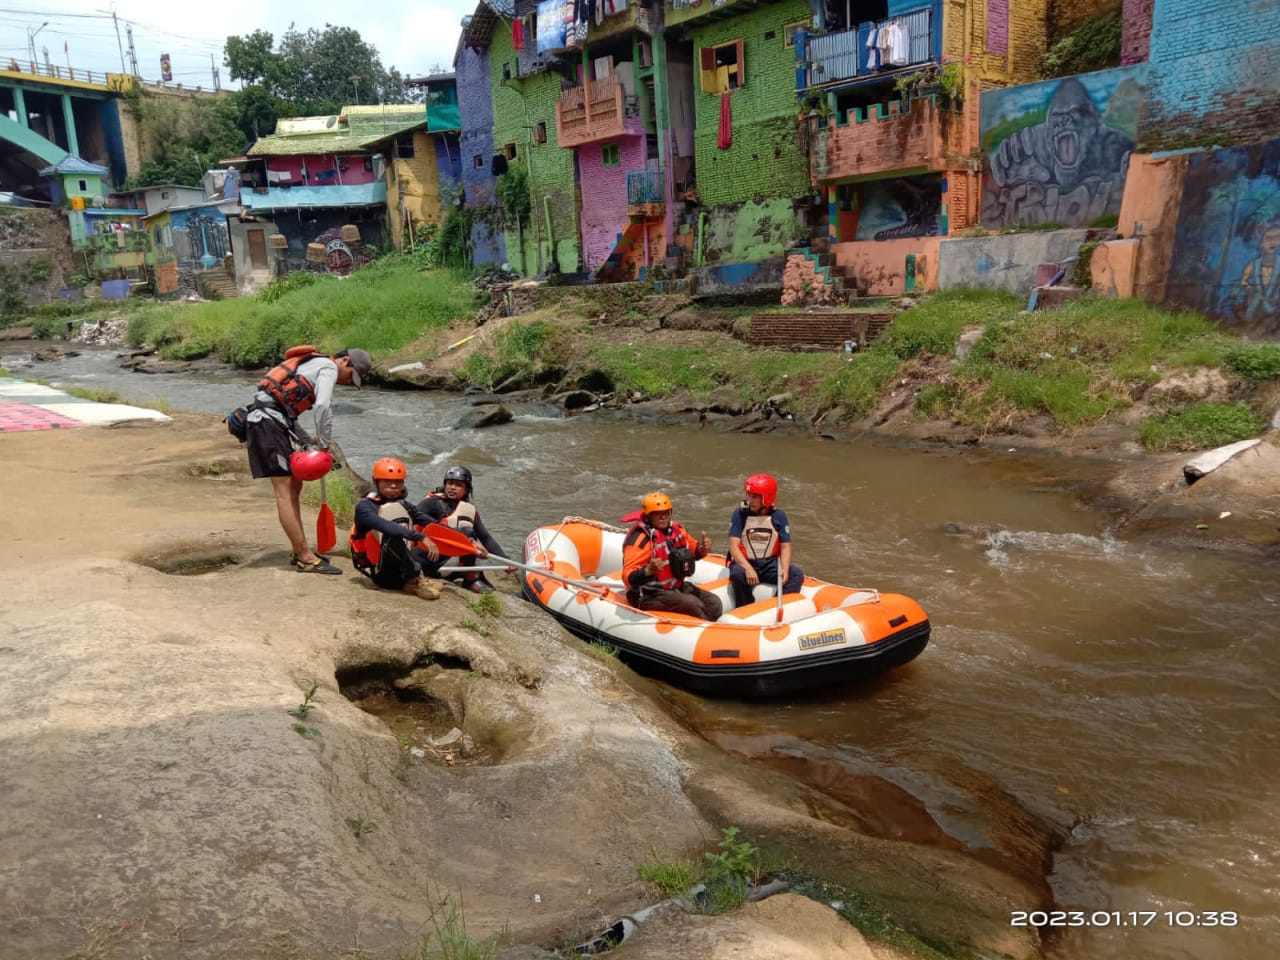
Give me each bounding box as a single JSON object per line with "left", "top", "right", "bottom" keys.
{"left": 983, "top": 76, "right": 1135, "bottom": 227}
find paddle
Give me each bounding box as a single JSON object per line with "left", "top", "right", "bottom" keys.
{"left": 458, "top": 563, "right": 610, "bottom": 595}
{"left": 316, "top": 476, "right": 336, "bottom": 554}
{"left": 419, "top": 524, "right": 537, "bottom": 574}
{"left": 776, "top": 565, "right": 785, "bottom": 623}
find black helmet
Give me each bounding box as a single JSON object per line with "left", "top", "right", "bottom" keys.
{"left": 443, "top": 464, "right": 473, "bottom": 496}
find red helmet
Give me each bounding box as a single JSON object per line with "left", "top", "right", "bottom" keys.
{"left": 744, "top": 473, "right": 777, "bottom": 508}
{"left": 372, "top": 457, "right": 407, "bottom": 481}
{"left": 290, "top": 449, "right": 334, "bottom": 481}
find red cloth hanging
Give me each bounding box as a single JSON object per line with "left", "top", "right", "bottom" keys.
{"left": 717, "top": 92, "right": 732, "bottom": 150}
{"left": 513, "top": 17, "right": 525, "bottom": 51}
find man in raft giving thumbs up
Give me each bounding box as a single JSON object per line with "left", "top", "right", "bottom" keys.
{"left": 622, "top": 492, "right": 723, "bottom": 621}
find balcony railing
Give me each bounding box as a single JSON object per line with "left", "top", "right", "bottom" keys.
{"left": 556, "top": 76, "right": 626, "bottom": 148}
{"left": 626, "top": 170, "right": 664, "bottom": 205}
{"left": 810, "top": 96, "right": 964, "bottom": 184}
{"left": 804, "top": 8, "right": 932, "bottom": 88}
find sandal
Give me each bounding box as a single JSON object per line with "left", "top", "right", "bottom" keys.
{"left": 295, "top": 557, "right": 342, "bottom": 575}
{"left": 290, "top": 552, "right": 329, "bottom": 566}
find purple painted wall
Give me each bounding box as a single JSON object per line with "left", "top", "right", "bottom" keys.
{"left": 1121, "top": 0, "right": 1154, "bottom": 65}
{"left": 986, "top": 0, "right": 1009, "bottom": 55}
{"left": 457, "top": 45, "right": 505, "bottom": 266}
{"left": 578, "top": 131, "right": 647, "bottom": 273}
{"left": 434, "top": 132, "right": 462, "bottom": 200}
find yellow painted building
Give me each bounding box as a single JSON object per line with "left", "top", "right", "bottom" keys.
{"left": 385, "top": 129, "right": 444, "bottom": 249}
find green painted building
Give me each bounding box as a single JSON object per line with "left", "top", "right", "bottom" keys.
{"left": 489, "top": 15, "right": 581, "bottom": 275}
{"left": 667, "top": 0, "right": 813, "bottom": 264}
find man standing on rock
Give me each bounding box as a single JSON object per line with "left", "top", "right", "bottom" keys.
{"left": 244, "top": 345, "right": 373, "bottom": 574}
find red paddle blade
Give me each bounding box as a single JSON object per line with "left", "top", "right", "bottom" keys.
{"left": 317, "top": 504, "right": 336, "bottom": 553}
{"left": 619, "top": 510, "right": 642, "bottom": 523}
{"left": 421, "top": 522, "right": 479, "bottom": 557}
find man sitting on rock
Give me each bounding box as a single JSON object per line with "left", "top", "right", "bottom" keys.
{"left": 349, "top": 457, "right": 442, "bottom": 600}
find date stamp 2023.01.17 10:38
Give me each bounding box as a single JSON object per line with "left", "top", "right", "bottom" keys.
{"left": 1011, "top": 910, "right": 1240, "bottom": 929}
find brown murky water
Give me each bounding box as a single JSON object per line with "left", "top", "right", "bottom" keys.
{"left": 22, "top": 346, "right": 1280, "bottom": 959}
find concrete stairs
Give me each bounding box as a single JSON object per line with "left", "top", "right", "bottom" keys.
{"left": 195, "top": 268, "right": 239, "bottom": 299}
{"left": 789, "top": 210, "right": 868, "bottom": 300}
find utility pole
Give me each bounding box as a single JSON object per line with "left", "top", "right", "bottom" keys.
{"left": 211, "top": 53, "right": 220, "bottom": 92}
{"left": 125, "top": 24, "right": 139, "bottom": 76}
{"left": 351, "top": 75, "right": 360, "bottom": 105}
{"left": 105, "top": 7, "right": 125, "bottom": 72}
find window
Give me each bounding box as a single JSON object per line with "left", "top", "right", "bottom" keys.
{"left": 699, "top": 41, "right": 745, "bottom": 94}
{"left": 161, "top": 191, "right": 170, "bottom": 199}
{"left": 784, "top": 22, "right": 809, "bottom": 48}
{"left": 533, "top": 122, "right": 547, "bottom": 145}
{"left": 602, "top": 143, "right": 620, "bottom": 167}
{"left": 503, "top": 142, "right": 518, "bottom": 160}
{"left": 473, "top": 155, "right": 485, "bottom": 169}
{"left": 78, "top": 179, "right": 87, "bottom": 191}
{"left": 153, "top": 227, "right": 162, "bottom": 245}
{"left": 397, "top": 136, "right": 415, "bottom": 158}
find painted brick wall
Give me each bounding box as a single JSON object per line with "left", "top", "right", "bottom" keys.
{"left": 963, "top": 0, "right": 1049, "bottom": 88}
{"left": 1142, "top": 0, "right": 1280, "bottom": 148}
{"left": 688, "top": 0, "right": 811, "bottom": 262}
{"left": 490, "top": 24, "right": 580, "bottom": 274}
{"left": 1121, "top": 0, "right": 1154, "bottom": 64}
{"left": 578, "top": 132, "right": 647, "bottom": 272}
{"left": 457, "top": 44, "right": 505, "bottom": 266}
{"left": 691, "top": 0, "right": 810, "bottom": 208}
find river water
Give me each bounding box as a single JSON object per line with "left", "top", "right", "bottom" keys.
{"left": 11, "top": 344, "right": 1278, "bottom": 960}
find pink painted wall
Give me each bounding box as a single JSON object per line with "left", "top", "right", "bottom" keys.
{"left": 264, "top": 154, "right": 379, "bottom": 185}
{"left": 578, "top": 128, "right": 647, "bottom": 273}
{"left": 831, "top": 237, "right": 941, "bottom": 296}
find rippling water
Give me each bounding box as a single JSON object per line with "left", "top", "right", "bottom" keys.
{"left": 11, "top": 344, "right": 1278, "bottom": 959}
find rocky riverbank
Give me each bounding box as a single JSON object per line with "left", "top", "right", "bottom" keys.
{"left": 0, "top": 415, "right": 1049, "bottom": 960}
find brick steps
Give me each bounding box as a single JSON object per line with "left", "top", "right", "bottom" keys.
{"left": 195, "top": 269, "right": 240, "bottom": 299}
{"left": 748, "top": 310, "right": 896, "bottom": 350}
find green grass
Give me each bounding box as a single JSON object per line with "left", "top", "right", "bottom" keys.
{"left": 635, "top": 857, "right": 697, "bottom": 898}
{"left": 1140, "top": 402, "right": 1264, "bottom": 452}
{"left": 929, "top": 295, "right": 1241, "bottom": 431}
{"left": 125, "top": 260, "right": 479, "bottom": 366}
{"left": 1224, "top": 342, "right": 1280, "bottom": 383}
{"left": 301, "top": 474, "right": 359, "bottom": 530}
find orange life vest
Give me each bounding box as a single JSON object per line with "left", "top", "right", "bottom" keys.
{"left": 634, "top": 521, "right": 694, "bottom": 589}
{"left": 258, "top": 344, "right": 325, "bottom": 419}
{"left": 349, "top": 497, "right": 412, "bottom": 577}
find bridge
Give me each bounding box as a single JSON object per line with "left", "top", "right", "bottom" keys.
{"left": 0, "top": 61, "right": 221, "bottom": 201}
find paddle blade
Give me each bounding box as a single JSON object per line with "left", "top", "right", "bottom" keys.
{"left": 316, "top": 477, "right": 336, "bottom": 553}
{"left": 776, "top": 573, "right": 785, "bottom": 623}
{"left": 422, "top": 522, "right": 479, "bottom": 557}
{"left": 619, "top": 510, "right": 642, "bottom": 524}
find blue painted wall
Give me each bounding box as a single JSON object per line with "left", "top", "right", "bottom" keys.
{"left": 1165, "top": 138, "right": 1280, "bottom": 336}
{"left": 980, "top": 65, "right": 1146, "bottom": 227}
{"left": 457, "top": 44, "right": 505, "bottom": 266}
{"left": 1141, "top": 0, "right": 1280, "bottom": 148}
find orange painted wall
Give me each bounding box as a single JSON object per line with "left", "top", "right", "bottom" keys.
{"left": 1116, "top": 151, "right": 1190, "bottom": 303}
{"left": 831, "top": 236, "right": 941, "bottom": 296}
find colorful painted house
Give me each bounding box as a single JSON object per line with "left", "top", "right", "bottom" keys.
{"left": 489, "top": 0, "right": 581, "bottom": 275}
{"left": 147, "top": 197, "right": 240, "bottom": 296}
{"left": 38, "top": 155, "right": 109, "bottom": 247}
{"left": 400, "top": 73, "right": 464, "bottom": 249}
{"left": 456, "top": 4, "right": 509, "bottom": 266}
{"left": 796, "top": 0, "right": 1049, "bottom": 294}
{"left": 665, "top": 0, "right": 815, "bottom": 269}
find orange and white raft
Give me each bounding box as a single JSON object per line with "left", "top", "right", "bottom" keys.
{"left": 520, "top": 519, "right": 930, "bottom": 697}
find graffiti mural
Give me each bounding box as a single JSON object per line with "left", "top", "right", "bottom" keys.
{"left": 981, "top": 67, "right": 1145, "bottom": 228}
{"left": 173, "top": 214, "right": 229, "bottom": 270}
{"left": 1165, "top": 139, "right": 1280, "bottom": 335}
{"left": 855, "top": 175, "right": 941, "bottom": 241}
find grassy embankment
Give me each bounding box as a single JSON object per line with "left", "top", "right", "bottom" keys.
{"left": 100, "top": 259, "right": 1280, "bottom": 453}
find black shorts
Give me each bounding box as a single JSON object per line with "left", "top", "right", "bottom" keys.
{"left": 246, "top": 416, "right": 294, "bottom": 479}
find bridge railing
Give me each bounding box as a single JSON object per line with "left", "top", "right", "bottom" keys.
{"left": 4, "top": 59, "right": 106, "bottom": 85}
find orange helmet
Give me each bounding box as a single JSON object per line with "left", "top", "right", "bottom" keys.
{"left": 641, "top": 491, "right": 673, "bottom": 514}
{"left": 744, "top": 473, "right": 778, "bottom": 508}
{"left": 372, "top": 457, "right": 407, "bottom": 481}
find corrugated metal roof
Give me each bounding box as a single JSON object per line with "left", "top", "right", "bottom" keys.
{"left": 248, "top": 105, "right": 427, "bottom": 157}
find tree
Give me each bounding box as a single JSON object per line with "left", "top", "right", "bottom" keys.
{"left": 222, "top": 23, "right": 407, "bottom": 117}
{"left": 224, "top": 29, "right": 275, "bottom": 86}
{"left": 123, "top": 95, "right": 246, "bottom": 189}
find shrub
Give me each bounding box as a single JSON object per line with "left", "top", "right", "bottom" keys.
{"left": 1141, "top": 403, "right": 1264, "bottom": 452}
{"left": 1224, "top": 343, "right": 1280, "bottom": 383}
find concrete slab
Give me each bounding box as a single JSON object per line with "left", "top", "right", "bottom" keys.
{"left": 0, "top": 376, "right": 171, "bottom": 432}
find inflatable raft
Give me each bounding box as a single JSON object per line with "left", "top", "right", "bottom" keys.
{"left": 520, "top": 519, "right": 930, "bottom": 697}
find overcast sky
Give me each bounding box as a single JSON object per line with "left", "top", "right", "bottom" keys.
{"left": 2, "top": 1, "right": 478, "bottom": 91}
